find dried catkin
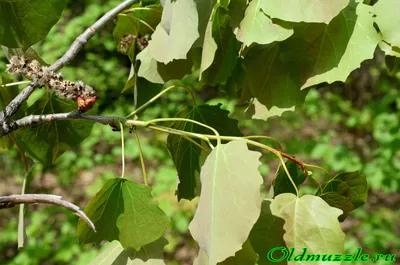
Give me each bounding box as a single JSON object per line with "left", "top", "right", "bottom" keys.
{"left": 6, "top": 56, "right": 97, "bottom": 112}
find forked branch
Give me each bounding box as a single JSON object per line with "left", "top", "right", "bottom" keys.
{"left": 0, "top": 0, "right": 137, "bottom": 123}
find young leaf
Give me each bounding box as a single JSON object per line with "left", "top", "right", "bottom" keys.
{"left": 373, "top": 0, "right": 400, "bottom": 49}
{"left": 77, "top": 178, "right": 169, "bottom": 251}
{"left": 262, "top": 0, "right": 349, "bottom": 23}
{"left": 236, "top": 0, "right": 293, "bottom": 46}
{"left": 189, "top": 140, "right": 263, "bottom": 265}
{"left": 167, "top": 104, "right": 243, "bottom": 201}
{"left": 273, "top": 160, "right": 307, "bottom": 197}
{"left": 15, "top": 94, "right": 93, "bottom": 165}
{"left": 316, "top": 171, "right": 367, "bottom": 221}
{"left": 270, "top": 194, "right": 345, "bottom": 259}
{"left": 0, "top": 0, "right": 66, "bottom": 49}
{"left": 249, "top": 200, "right": 287, "bottom": 265}
{"left": 149, "top": 0, "right": 199, "bottom": 64}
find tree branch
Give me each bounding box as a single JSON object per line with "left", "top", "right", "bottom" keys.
{"left": 0, "top": 194, "right": 96, "bottom": 232}
{"left": 0, "top": 111, "right": 123, "bottom": 137}
{"left": 0, "top": 0, "right": 136, "bottom": 123}
{"left": 49, "top": 0, "right": 136, "bottom": 72}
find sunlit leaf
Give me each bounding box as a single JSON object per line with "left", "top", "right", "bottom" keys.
{"left": 88, "top": 238, "right": 167, "bottom": 265}
{"left": 302, "top": 2, "right": 381, "bottom": 88}
{"left": 189, "top": 140, "right": 263, "bottom": 264}
{"left": 149, "top": 0, "right": 199, "bottom": 64}
{"left": 77, "top": 178, "right": 169, "bottom": 251}
{"left": 243, "top": 1, "right": 380, "bottom": 119}
{"left": 218, "top": 240, "right": 258, "bottom": 265}
{"left": 236, "top": 0, "right": 293, "bottom": 46}
{"left": 193, "top": 0, "right": 217, "bottom": 47}
{"left": 167, "top": 104, "right": 243, "bottom": 201}
{"left": 0, "top": 0, "right": 66, "bottom": 49}
{"left": 248, "top": 99, "right": 296, "bottom": 121}
{"left": 373, "top": 0, "right": 400, "bottom": 49}
{"left": 137, "top": 46, "right": 192, "bottom": 84}
{"left": 262, "top": 0, "right": 349, "bottom": 23}
{"left": 270, "top": 194, "right": 345, "bottom": 263}
{"left": 200, "top": 6, "right": 239, "bottom": 85}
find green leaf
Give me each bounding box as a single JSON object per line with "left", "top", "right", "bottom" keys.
{"left": 195, "top": 240, "right": 258, "bottom": 265}
{"left": 249, "top": 200, "right": 287, "bottom": 265}
{"left": 302, "top": 2, "right": 381, "bottom": 88}
{"left": 201, "top": 7, "right": 239, "bottom": 85}
{"left": 317, "top": 192, "right": 354, "bottom": 222}
{"left": 316, "top": 171, "right": 367, "bottom": 221}
{"left": 199, "top": 6, "right": 218, "bottom": 79}
{"left": 88, "top": 242, "right": 125, "bottom": 265}
{"left": 228, "top": 0, "right": 248, "bottom": 31}
{"left": 236, "top": 0, "right": 293, "bottom": 46}
{"left": 373, "top": 0, "right": 400, "bottom": 48}
{"left": 189, "top": 140, "right": 263, "bottom": 264}
{"left": 167, "top": 104, "right": 243, "bottom": 201}
{"left": 77, "top": 178, "right": 170, "bottom": 251}
{"left": 248, "top": 99, "right": 295, "bottom": 120}
{"left": 194, "top": 0, "right": 217, "bottom": 47}
{"left": 88, "top": 238, "right": 168, "bottom": 265}
{"left": 0, "top": 75, "right": 27, "bottom": 151}
{"left": 149, "top": 0, "right": 199, "bottom": 64}
{"left": 270, "top": 194, "right": 345, "bottom": 260}
{"left": 218, "top": 240, "right": 258, "bottom": 265}
{"left": 15, "top": 94, "right": 93, "bottom": 165}
{"left": 273, "top": 160, "right": 307, "bottom": 197}
{"left": 262, "top": 0, "right": 349, "bottom": 23}
{"left": 243, "top": 43, "right": 308, "bottom": 110}
{"left": 137, "top": 46, "right": 192, "bottom": 84}
{"left": 243, "top": 1, "right": 380, "bottom": 118}
{"left": 0, "top": 0, "right": 66, "bottom": 49}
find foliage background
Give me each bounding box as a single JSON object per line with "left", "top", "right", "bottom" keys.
{"left": 0, "top": 0, "right": 399, "bottom": 264}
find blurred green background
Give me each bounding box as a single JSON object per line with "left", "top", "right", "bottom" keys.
{"left": 0, "top": 0, "right": 399, "bottom": 264}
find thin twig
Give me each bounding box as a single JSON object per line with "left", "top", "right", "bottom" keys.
{"left": 0, "top": 194, "right": 96, "bottom": 232}
{"left": 133, "top": 129, "right": 148, "bottom": 185}
{"left": 120, "top": 121, "right": 125, "bottom": 178}
{"left": 0, "top": 0, "right": 136, "bottom": 123}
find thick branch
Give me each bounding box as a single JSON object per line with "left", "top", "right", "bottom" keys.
{"left": 0, "top": 194, "right": 96, "bottom": 231}
{"left": 0, "top": 111, "right": 123, "bottom": 137}
{"left": 0, "top": 0, "right": 136, "bottom": 123}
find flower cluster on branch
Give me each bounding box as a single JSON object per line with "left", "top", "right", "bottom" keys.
{"left": 6, "top": 56, "right": 97, "bottom": 112}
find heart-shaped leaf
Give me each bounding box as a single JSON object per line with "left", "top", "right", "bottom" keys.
{"left": 167, "top": 104, "right": 243, "bottom": 201}
{"left": 77, "top": 178, "right": 170, "bottom": 251}
{"left": 189, "top": 140, "right": 263, "bottom": 265}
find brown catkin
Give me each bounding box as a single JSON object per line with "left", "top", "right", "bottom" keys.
{"left": 6, "top": 56, "right": 97, "bottom": 112}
